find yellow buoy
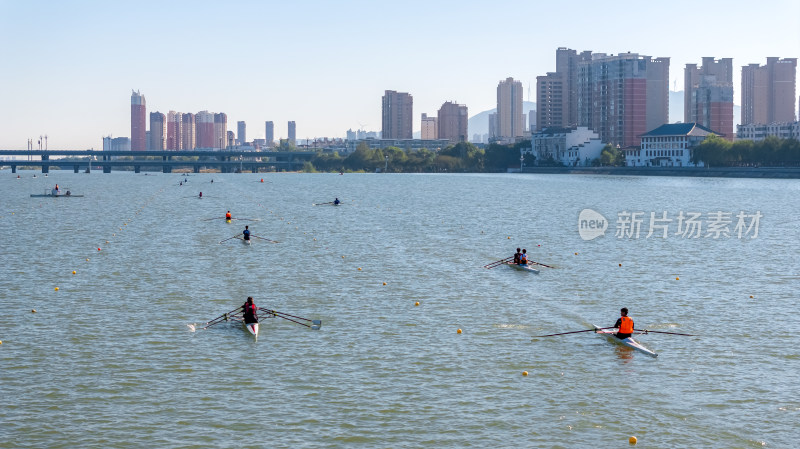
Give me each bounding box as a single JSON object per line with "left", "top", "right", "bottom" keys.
{"left": 619, "top": 263, "right": 622, "bottom": 267}
{"left": 676, "top": 277, "right": 679, "bottom": 280}
{"left": 507, "top": 236, "right": 511, "bottom": 239}
{"left": 457, "top": 328, "right": 462, "bottom": 334}
{"left": 414, "top": 302, "right": 419, "bottom": 306}
{"left": 72, "top": 271, "right": 76, "bottom": 275}
{"left": 382, "top": 282, "right": 387, "bottom": 286}
{"left": 0, "top": 340, "right": 3, "bottom": 344}
{"left": 629, "top": 436, "right": 637, "bottom": 445}
{"left": 749, "top": 295, "right": 754, "bottom": 298}
{"left": 358, "top": 267, "right": 362, "bottom": 271}
{"left": 575, "top": 252, "right": 578, "bottom": 255}
{"left": 522, "top": 371, "right": 528, "bottom": 376}
{"left": 86, "top": 258, "right": 90, "bottom": 261}
{"left": 105, "top": 241, "right": 109, "bottom": 244}
{"left": 54, "top": 287, "right": 59, "bottom": 291}
{"left": 341, "top": 255, "right": 345, "bottom": 259}
{"left": 32, "top": 309, "right": 36, "bottom": 313}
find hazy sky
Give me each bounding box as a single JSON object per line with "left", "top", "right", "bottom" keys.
{"left": 1, "top": 0, "right": 798, "bottom": 149}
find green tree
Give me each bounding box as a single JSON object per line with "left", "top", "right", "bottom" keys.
{"left": 691, "top": 134, "right": 731, "bottom": 166}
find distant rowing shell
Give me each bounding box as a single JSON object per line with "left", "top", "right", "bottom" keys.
{"left": 505, "top": 262, "right": 540, "bottom": 274}
{"left": 30, "top": 193, "right": 84, "bottom": 197}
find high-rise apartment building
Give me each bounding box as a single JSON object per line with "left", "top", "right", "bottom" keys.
{"left": 288, "top": 121, "right": 296, "bottom": 145}
{"left": 195, "top": 111, "right": 215, "bottom": 149}
{"left": 488, "top": 113, "right": 497, "bottom": 139}
{"left": 149, "top": 112, "right": 166, "bottom": 150}
{"left": 421, "top": 113, "right": 438, "bottom": 139}
{"left": 437, "top": 101, "right": 468, "bottom": 143}
{"left": 496, "top": 77, "right": 524, "bottom": 140}
{"left": 265, "top": 121, "right": 274, "bottom": 147}
{"left": 536, "top": 73, "right": 566, "bottom": 130}
{"left": 237, "top": 121, "right": 246, "bottom": 145}
{"left": 741, "top": 57, "right": 798, "bottom": 125}
{"left": 382, "top": 90, "right": 413, "bottom": 139}
{"left": 214, "top": 113, "right": 227, "bottom": 149}
{"left": 684, "top": 58, "right": 734, "bottom": 138}
{"left": 166, "top": 111, "right": 182, "bottom": 150}
{"left": 181, "top": 113, "right": 196, "bottom": 150}
{"left": 536, "top": 49, "right": 592, "bottom": 130}
{"left": 131, "top": 90, "right": 146, "bottom": 151}
{"left": 577, "top": 52, "right": 670, "bottom": 148}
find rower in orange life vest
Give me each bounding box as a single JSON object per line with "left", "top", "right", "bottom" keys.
{"left": 225, "top": 211, "right": 232, "bottom": 220}
{"left": 242, "top": 297, "right": 258, "bottom": 325}
{"left": 613, "top": 307, "right": 634, "bottom": 339}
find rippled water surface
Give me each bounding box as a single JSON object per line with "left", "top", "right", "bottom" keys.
{"left": 1, "top": 171, "right": 799, "bottom": 448}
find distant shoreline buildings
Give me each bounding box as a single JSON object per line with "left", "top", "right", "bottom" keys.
{"left": 120, "top": 50, "right": 796, "bottom": 158}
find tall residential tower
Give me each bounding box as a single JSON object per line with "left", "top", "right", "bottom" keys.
{"left": 577, "top": 52, "right": 670, "bottom": 147}
{"left": 288, "top": 121, "right": 296, "bottom": 145}
{"left": 741, "top": 57, "right": 798, "bottom": 125}
{"left": 437, "top": 101, "right": 468, "bottom": 143}
{"left": 149, "top": 112, "right": 166, "bottom": 150}
{"left": 684, "top": 58, "right": 734, "bottom": 138}
{"left": 496, "top": 77, "right": 524, "bottom": 140}
{"left": 382, "top": 90, "right": 413, "bottom": 139}
{"left": 131, "top": 90, "right": 146, "bottom": 151}
{"left": 265, "top": 121, "right": 274, "bottom": 147}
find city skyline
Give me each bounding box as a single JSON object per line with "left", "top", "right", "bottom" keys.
{"left": 1, "top": 0, "right": 798, "bottom": 149}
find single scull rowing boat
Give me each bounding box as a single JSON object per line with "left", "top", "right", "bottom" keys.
{"left": 594, "top": 325, "right": 658, "bottom": 357}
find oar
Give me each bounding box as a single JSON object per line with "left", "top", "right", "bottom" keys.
{"left": 532, "top": 327, "right": 613, "bottom": 338}
{"left": 252, "top": 235, "right": 279, "bottom": 243}
{"left": 198, "top": 307, "right": 243, "bottom": 329}
{"left": 219, "top": 234, "right": 242, "bottom": 244}
{"left": 530, "top": 261, "right": 556, "bottom": 268}
{"left": 484, "top": 256, "right": 514, "bottom": 269}
{"left": 313, "top": 201, "right": 334, "bottom": 206}
{"left": 259, "top": 308, "right": 321, "bottom": 330}
{"left": 235, "top": 218, "right": 261, "bottom": 222}
{"left": 203, "top": 216, "right": 226, "bottom": 221}
{"left": 634, "top": 329, "right": 695, "bottom": 336}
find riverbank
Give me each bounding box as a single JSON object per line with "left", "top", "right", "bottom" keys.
{"left": 520, "top": 166, "right": 800, "bottom": 179}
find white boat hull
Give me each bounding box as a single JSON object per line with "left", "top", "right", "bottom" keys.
{"left": 594, "top": 326, "right": 657, "bottom": 357}
{"left": 241, "top": 238, "right": 251, "bottom": 245}
{"left": 505, "top": 262, "right": 540, "bottom": 273}
{"left": 244, "top": 322, "right": 259, "bottom": 338}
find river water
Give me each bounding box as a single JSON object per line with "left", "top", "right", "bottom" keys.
{"left": 1, "top": 171, "right": 798, "bottom": 448}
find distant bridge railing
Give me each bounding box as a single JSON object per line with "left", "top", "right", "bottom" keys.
{"left": 0, "top": 149, "right": 315, "bottom": 173}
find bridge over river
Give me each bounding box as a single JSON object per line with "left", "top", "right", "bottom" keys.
{"left": 0, "top": 149, "right": 315, "bottom": 173}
